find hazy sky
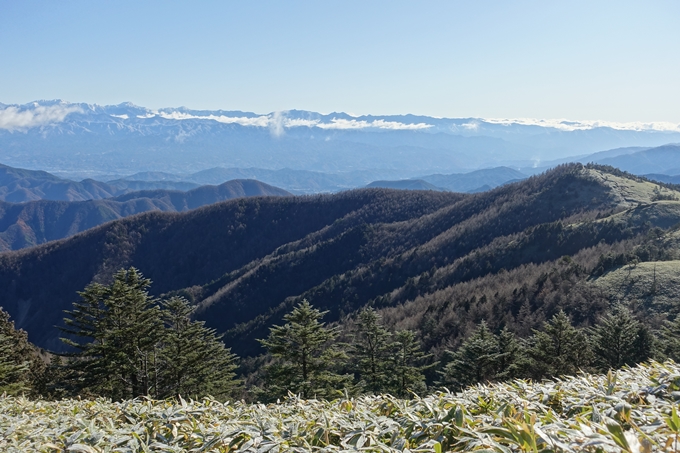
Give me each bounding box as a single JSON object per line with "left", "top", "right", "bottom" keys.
{"left": 1, "top": 1, "right": 678, "bottom": 122}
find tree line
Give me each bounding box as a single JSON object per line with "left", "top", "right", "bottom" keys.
{"left": 2, "top": 266, "right": 680, "bottom": 400}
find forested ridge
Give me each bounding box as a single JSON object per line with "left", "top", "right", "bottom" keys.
{"left": 3, "top": 163, "right": 680, "bottom": 401}
{"left": 0, "top": 179, "right": 291, "bottom": 251}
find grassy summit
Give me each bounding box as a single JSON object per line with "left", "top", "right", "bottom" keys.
{"left": 3, "top": 361, "right": 680, "bottom": 452}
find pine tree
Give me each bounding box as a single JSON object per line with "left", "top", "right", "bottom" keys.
{"left": 258, "top": 300, "right": 351, "bottom": 400}
{"left": 390, "top": 330, "right": 432, "bottom": 397}
{"left": 350, "top": 308, "right": 393, "bottom": 393}
{"left": 158, "top": 296, "right": 239, "bottom": 400}
{"left": 526, "top": 310, "right": 593, "bottom": 379}
{"left": 439, "top": 321, "right": 500, "bottom": 390}
{"left": 590, "top": 305, "right": 651, "bottom": 370}
{"left": 61, "top": 267, "right": 164, "bottom": 400}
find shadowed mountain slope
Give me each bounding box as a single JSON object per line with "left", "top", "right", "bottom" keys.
{"left": 2, "top": 164, "right": 680, "bottom": 358}
{"left": 0, "top": 190, "right": 464, "bottom": 351}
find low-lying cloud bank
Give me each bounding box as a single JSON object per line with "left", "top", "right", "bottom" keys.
{"left": 155, "top": 111, "right": 432, "bottom": 131}
{"left": 0, "top": 104, "right": 82, "bottom": 131}
{"left": 483, "top": 117, "right": 680, "bottom": 132}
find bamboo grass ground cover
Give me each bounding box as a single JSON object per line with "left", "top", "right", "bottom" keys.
{"left": 3, "top": 362, "right": 680, "bottom": 452}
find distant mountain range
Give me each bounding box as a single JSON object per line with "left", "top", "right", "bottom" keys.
{"left": 365, "top": 180, "right": 444, "bottom": 191}
{"left": 418, "top": 167, "right": 528, "bottom": 192}
{"left": 528, "top": 144, "right": 680, "bottom": 175}
{"left": 112, "top": 167, "right": 410, "bottom": 195}
{"left": 1, "top": 160, "right": 532, "bottom": 199}
{"left": 0, "top": 179, "right": 290, "bottom": 251}
{"left": 644, "top": 174, "right": 680, "bottom": 184}
{"left": 0, "top": 163, "right": 543, "bottom": 252}
{"left": 595, "top": 144, "right": 680, "bottom": 174}
{"left": 2, "top": 101, "right": 680, "bottom": 178}
{"left": 0, "top": 163, "right": 118, "bottom": 202}
{"left": 365, "top": 167, "right": 528, "bottom": 193}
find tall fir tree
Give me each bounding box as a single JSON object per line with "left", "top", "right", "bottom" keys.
{"left": 590, "top": 305, "right": 652, "bottom": 370}
{"left": 159, "top": 296, "right": 240, "bottom": 400}
{"left": 390, "top": 330, "right": 432, "bottom": 397}
{"left": 350, "top": 308, "right": 393, "bottom": 393}
{"left": 526, "top": 310, "right": 593, "bottom": 379}
{"left": 61, "top": 267, "right": 164, "bottom": 400}
{"left": 439, "top": 321, "right": 500, "bottom": 390}
{"left": 258, "top": 300, "right": 351, "bottom": 400}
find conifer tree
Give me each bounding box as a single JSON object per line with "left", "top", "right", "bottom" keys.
{"left": 350, "top": 308, "right": 393, "bottom": 393}
{"left": 159, "top": 296, "right": 239, "bottom": 400}
{"left": 0, "top": 333, "right": 30, "bottom": 395}
{"left": 662, "top": 314, "right": 680, "bottom": 361}
{"left": 390, "top": 330, "right": 432, "bottom": 397}
{"left": 0, "top": 307, "right": 44, "bottom": 396}
{"left": 259, "top": 300, "right": 351, "bottom": 399}
{"left": 496, "top": 327, "right": 523, "bottom": 380}
{"left": 61, "top": 267, "right": 164, "bottom": 400}
{"left": 590, "top": 305, "right": 651, "bottom": 370}
{"left": 439, "top": 321, "right": 500, "bottom": 390}
{"left": 526, "top": 310, "right": 593, "bottom": 379}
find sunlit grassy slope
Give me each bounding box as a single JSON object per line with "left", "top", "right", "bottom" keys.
{"left": 587, "top": 168, "right": 680, "bottom": 206}
{"left": 3, "top": 361, "right": 680, "bottom": 452}
{"left": 581, "top": 169, "right": 680, "bottom": 314}
{"left": 591, "top": 260, "right": 680, "bottom": 313}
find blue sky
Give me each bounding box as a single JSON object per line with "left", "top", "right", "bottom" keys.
{"left": 1, "top": 1, "right": 678, "bottom": 122}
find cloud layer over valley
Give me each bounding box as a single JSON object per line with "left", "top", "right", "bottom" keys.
{"left": 0, "top": 103, "right": 82, "bottom": 131}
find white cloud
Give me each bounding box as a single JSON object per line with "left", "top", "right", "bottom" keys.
{"left": 154, "top": 110, "right": 431, "bottom": 131}
{"left": 283, "top": 118, "right": 320, "bottom": 127}
{"left": 111, "top": 114, "right": 128, "bottom": 119}
{"left": 157, "top": 111, "right": 271, "bottom": 127}
{"left": 269, "top": 111, "right": 285, "bottom": 137}
{"left": 316, "top": 118, "right": 433, "bottom": 130}
{"left": 483, "top": 117, "right": 680, "bottom": 132}
{"left": 0, "top": 104, "right": 82, "bottom": 131}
